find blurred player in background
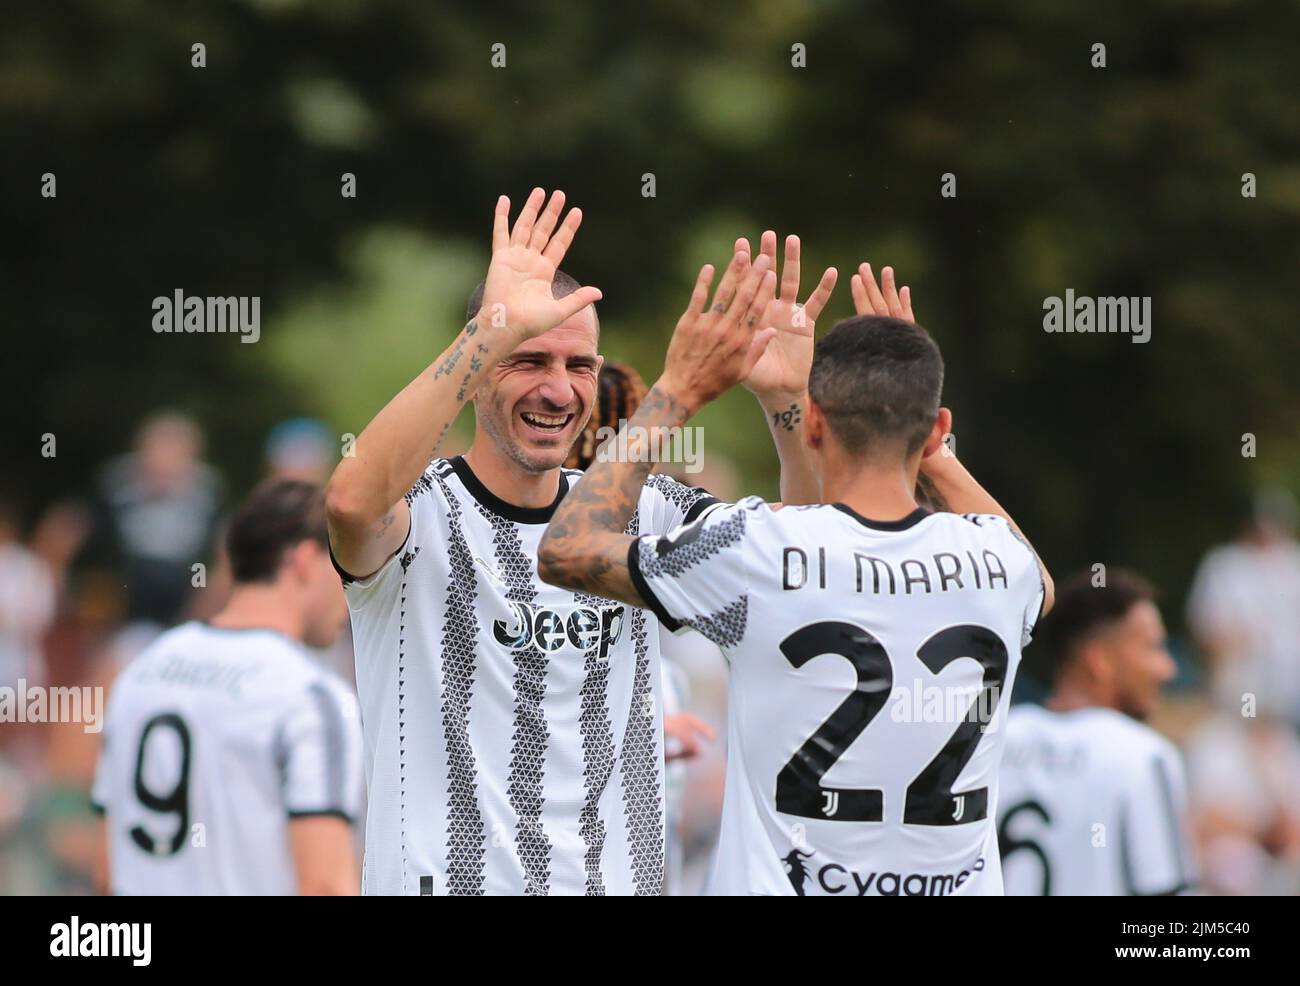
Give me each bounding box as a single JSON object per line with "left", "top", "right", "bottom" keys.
{"left": 1187, "top": 488, "right": 1300, "bottom": 730}
{"left": 997, "top": 571, "right": 1197, "bottom": 895}
{"left": 83, "top": 413, "right": 224, "bottom": 630}
{"left": 92, "top": 479, "right": 363, "bottom": 895}
{"left": 540, "top": 261, "right": 1052, "bottom": 896}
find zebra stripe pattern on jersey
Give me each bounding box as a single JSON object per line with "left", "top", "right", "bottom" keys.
{"left": 681, "top": 596, "right": 749, "bottom": 649}
{"left": 618, "top": 605, "right": 663, "bottom": 895}
{"left": 643, "top": 472, "right": 716, "bottom": 520}
{"left": 575, "top": 585, "right": 616, "bottom": 896}
{"left": 434, "top": 473, "right": 488, "bottom": 895}
{"left": 480, "top": 503, "right": 554, "bottom": 896}
{"left": 639, "top": 507, "right": 747, "bottom": 580}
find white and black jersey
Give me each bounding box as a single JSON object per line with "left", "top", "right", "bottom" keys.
{"left": 629, "top": 498, "right": 1044, "bottom": 896}
{"left": 338, "top": 456, "right": 719, "bottom": 895}
{"left": 997, "top": 704, "right": 1196, "bottom": 896}
{"left": 91, "top": 622, "right": 364, "bottom": 896}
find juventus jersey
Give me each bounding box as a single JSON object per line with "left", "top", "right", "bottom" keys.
{"left": 92, "top": 622, "right": 364, "bottom": 895}
{"left": 629, "top": 498, "right": 1044, "bottom": 896}
{"left": 339, "top": 456, "right": 718, "bottom": 895}
{"left": 997, "top": 704, "right": 1196, "bottom": 895}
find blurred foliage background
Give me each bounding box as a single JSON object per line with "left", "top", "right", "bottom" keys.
{"left": 3, "top": 0, "right": 1299, "bottom": 632}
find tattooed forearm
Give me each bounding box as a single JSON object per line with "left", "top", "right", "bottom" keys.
{"left": 538, "top": 384, "right": 693, "bottom": 603}
{"left": 374, "top": 510, "right": 396, "bottom": 540}
{"left": 429, "top": 421, "right": 449, "bottom": 458}
{"left": 433, "top": 328, "right": 470, "bottom": 380}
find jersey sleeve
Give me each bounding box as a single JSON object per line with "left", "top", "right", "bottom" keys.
{"left": 1119, "top": 742, "right": 1198, "bottom": 895}
{"left": 964, "top": 513, "right": 1045, "bottom": 648}
{"left": 627, "top": 497, "right": 763, "bottom": 651}
{"left": 333, "top": 464, "right": 443, "bottom": 605}
{"left": 639, "top": 472, "right": 724, "bottom": 536}
{"left": 280, "top": 679, "right": 365, "bottom": 823}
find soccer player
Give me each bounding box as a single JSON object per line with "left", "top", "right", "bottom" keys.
{"left": 539, "top": 262, "right": 1053, "bottom": 896}
{"left": 997, "top": 571, "right": 1197, "bottom": 895}
{"left": 325, "top": 188, "right": 836, "bottom": 894}
{"left": 92, "top": 479, "right": 363, "bottom": 895}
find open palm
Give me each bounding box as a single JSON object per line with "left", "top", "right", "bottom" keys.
{"left": 478, "top": 189, "right": 602, "bottom": 340}
{"left": 742, "top": 232, "right": 837, "bottom": 403}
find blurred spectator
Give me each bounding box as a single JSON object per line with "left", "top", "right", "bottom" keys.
{"left": 1187, "top": 488, "right": 1300, "bottom": 725}
{"left": 0, "top": 501, "right": 56, "bottom": 691}
{"left": 265, "top": 417, "right": 336, "bottom": 483}
{"left": 30, "top": 501, "right": 91, "bottom": 600}
{"left": 1184, "top": 712, "right": 1300, "bottom": 894}
{"left": 83, "top": 414, "right": 224, "bottom": 628}
{"left": 1185, "top": 487, "right": 1300, "bottom": 894}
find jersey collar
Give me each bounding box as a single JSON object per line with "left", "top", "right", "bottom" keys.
{"left": 831, "top": 503, "right": 930, "bottom": 531}
{"left": 450, "top": 455, "right": 569, "bottom": 524}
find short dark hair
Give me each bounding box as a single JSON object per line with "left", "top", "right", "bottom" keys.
{"left": 466, "top": 270, "right": 593, "bottom": 327}
{"left": 808, "top": 315, "right": 944, "bottom": 457}
{"left": 1037, "top": 570, "right": 1158, "bottom": 684}
{"left": 226, "top": 479, "right": 328, "bottom": 584}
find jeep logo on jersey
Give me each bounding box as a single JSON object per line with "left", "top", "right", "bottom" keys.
{"left": 492, "top": 600, "right": 624, "bottom": 657}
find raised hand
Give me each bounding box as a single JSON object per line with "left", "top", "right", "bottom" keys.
{"left": 850, "top": 261, "right": 914, "bottom": 322}
{"left": 659, "top": 250, "right": 778, "bottom": 413}
{"left": 742, "top": 232, "right": 837, "bottom": 404}
{"left": 477, "top": 188, "right": 603, "bottom": 342}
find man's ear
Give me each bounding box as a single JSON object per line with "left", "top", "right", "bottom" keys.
{"left": 921, "top": 406, "right": 953, "bottom": 458}
{"left": 1078, "top": 639, "right": 1115, "bottom": 693}
{"left": 288, "top": 540, "right": 319, "bottom": 584}
{"left": 804, "top": 397, "right": 826, "bottom": 451}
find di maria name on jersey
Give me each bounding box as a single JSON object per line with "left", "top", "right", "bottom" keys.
{"left": 337, "top": 456, "right": 720, "bottom": 896}
{"left": 628, "top": 498, "right": 1045, "bottom": 896}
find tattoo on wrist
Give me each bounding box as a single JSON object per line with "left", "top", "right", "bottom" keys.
{"left": 434, "top": 333, "right": 468, "bottom": 380}
{"left": 916, "top": 472, "right": 950, "bottom": 512}
{"left": 456, "top": 369, "right": 473, "bottom": 402}
{"left": 771, "top": 403, "right": 802, "bottom": 431}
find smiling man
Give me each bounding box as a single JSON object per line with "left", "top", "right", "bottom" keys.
{"left": 325, "top": 189, "right": 831, "bottom": 894}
